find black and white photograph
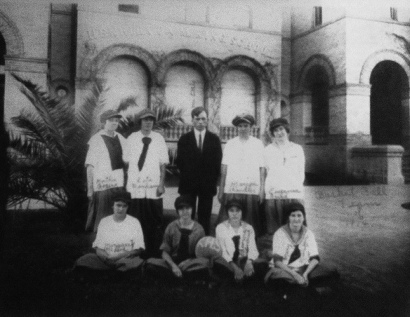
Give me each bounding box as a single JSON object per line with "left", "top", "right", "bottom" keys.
{"left": 1, "top": 0, "right": 410, "bottom": 316}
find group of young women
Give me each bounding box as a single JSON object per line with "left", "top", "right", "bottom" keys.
{"left": 80, "top": 109, "right": 338, "bottom": 290}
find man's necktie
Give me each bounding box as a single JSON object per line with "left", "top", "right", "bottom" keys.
{"left": 138, "top": 137, "right": 151, "bottom": 171}
{"left": 198, "top": 133, "right": 202, "bottom": 152}
{"left": 232, "top": 235, "right": 240, "bottom": 263}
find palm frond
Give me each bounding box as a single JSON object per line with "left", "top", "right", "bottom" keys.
{"left": 12, "top": 74, "right": 67, "bottom": 162}
{"left": 117, "top": 96, "right": 138, "bottom": 112}
{"left": 8, "top": 74, "right": 100, "bottom": 218}
{"left": 153, "top": 104, "right": 184, "bottom": 130}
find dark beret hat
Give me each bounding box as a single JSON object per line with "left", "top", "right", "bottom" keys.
{"left": 174, "top": 195, "right": 193, "bottom": 210}
{"left": 100, "top": 109, "right": 122, "bottom": 123}
{"left": 269, "top": 118, "right": 289, "bottom": 131}
{"left": 232, "top": 113, "right": 255, "bottom": 126}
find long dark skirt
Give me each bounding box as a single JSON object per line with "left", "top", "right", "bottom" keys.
{"left": 264, "top": 199, "right": 304, "bottom": 235}
{"left": 216, "top": 193, "right": 264, "bottom": 237}
{"left": 85, "top": 187, "right": 125, "bottom": 232}
{"left": 129, "top": 198, "right": 164, "bottom": 258}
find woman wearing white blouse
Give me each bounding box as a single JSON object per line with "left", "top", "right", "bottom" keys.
{"left": 265, "top": 202, "right": 339, "bottom": 288}
{"left": 217, "top": 113, "right": 265, "bottom": 237}
{"left": 215, "top": 199, "right": 268, "bottom": 282}
{"left": 264, "top": 118, "right": 305, "bottom": 235}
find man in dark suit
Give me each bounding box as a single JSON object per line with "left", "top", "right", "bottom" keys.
{"left": 176, "top": 107, "right": 222, "bottom": 235}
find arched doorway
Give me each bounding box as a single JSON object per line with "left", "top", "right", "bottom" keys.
{"left": 0, "top": 32, "right": 5, "bottom": 123}
{"left": 370, "top": 61, "right": 408, "bottom": 145}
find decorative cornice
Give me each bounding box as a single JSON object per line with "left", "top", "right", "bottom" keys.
{"left": 4, "top": 56, "right": 48, "bottom": 73}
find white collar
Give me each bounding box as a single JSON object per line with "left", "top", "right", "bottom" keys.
{"left": 194, "top": 129, "right": 205, "bottom": 137}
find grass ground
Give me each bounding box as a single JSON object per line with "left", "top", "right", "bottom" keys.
{"left": 0, "top": 207, "right": 408, "bottom": 317}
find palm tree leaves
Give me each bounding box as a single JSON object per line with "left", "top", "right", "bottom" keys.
{"left": 8, "top": 75, "right": 184, "bottom": 221}
{"left": 7, "top": 74, "right": 100, "bottom": 214}
{"left": 116, "top": 96, "right": 184, "bottom": 138}
{"left": 11, "top": 74, "right": 67, "bottom": 162}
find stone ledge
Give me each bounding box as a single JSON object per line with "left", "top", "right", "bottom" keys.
{"left": 352, "top": 145, "right": 404, "bottom": 157}
{"left": 350, "top": 145, "right": 404, "bottom": 184}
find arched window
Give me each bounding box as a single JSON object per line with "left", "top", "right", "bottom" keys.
{"left": 220, "top": 69, "right": 256, "bottom": 126}
{"left": 101, "top": 56, "right": 149, "bottom": 112}
{"left": 164, "top": 63, "right": 205, "bottom": 124}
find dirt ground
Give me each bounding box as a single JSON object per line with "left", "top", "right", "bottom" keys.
{"left": 1, "top": 184, "right": 410, "bottom": 316}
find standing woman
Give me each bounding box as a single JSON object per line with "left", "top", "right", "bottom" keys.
{"left": 124, "top": 108, "right": 169, "bottom": 258}
{"left": 85, "top": 110, "right": 127, "bottom": 232}
{"left": 217, "top": 113, "right": 265, "bottom": 237}
{"left": 264, "top": 118, "right": 305, "bottom": 235}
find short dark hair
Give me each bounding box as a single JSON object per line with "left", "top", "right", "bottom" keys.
{"left": 224, "top": 199, "right": 246, "bottom": 218}
{"left": 284, "top": 202, "right": 307, "bottom": 226}
{"left": 174, "top": 195, "right": 193, "bottom": 211}
{"left": 191, "top": 107, "right": 208, "bottom": 118}
{"left": 112, "top": 191, "right": 131, "bottom": 205}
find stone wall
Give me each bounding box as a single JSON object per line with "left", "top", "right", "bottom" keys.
{"left": 1, "top": 1, "right": 49, "bottom": 122}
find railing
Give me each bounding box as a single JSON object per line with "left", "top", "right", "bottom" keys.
{"left": 163, "top": 125, "right": 193, "bottom": 141}
{"left": 305, "top": 126, "right": 329, "bottom": 144}
{"left": 219, "top": 126, "right": 260, "bottom": 142}
{"left": 163, "top": 125, "right": 260, "bottom": 143}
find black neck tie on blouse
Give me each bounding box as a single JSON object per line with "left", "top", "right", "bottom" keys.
{"left": 101, "top": 134, "right": 124, "bottom": 170}
{"left": 232, "top": 235, "right": 240, "bottom": 263}
{"left": 138, "top": 137, "right": 151, "bottom": 171}
{"left": 288, "top": 245, "right": 301, "bottom": 264}
{"left": 176, "top": 228, "right": 192, "bottom": 264}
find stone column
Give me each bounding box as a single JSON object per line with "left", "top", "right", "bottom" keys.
{"left": 290, "top": 92, "right": 311, "bottom": 140}
{"left": 401, "top": 92, "right": 410, "bottom": 150}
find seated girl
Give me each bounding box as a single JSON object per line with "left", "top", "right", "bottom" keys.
{"left": 74, "top": 191, "right": 145, "bottom": 273}
{"left": 215, "top": 199, "right": 268, "bottom": 282}
{"left": 265, "top": 202, "right": 339, "bottom": 288}
{"left": 145, "top": 196, "right": 209, "bottom": 281}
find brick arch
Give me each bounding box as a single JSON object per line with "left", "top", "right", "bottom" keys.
{"left": 0, "top": 10, "right": 24, "bottom": 56}
{"left": 297, "top": 54, "right": 336, "bottom": 92}
{"left": 91, "top": 44, "right": 157, "bottom": 86}
{"left": 360, "top": 49, "right": 410, "bottom": 86}
{"left": 156, "top": 49, "right": 214, "bottom": 86}
{"left": 214, "top": 55, "right": 273, "bottom": 91}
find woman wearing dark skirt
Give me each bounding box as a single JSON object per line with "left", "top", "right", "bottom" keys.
{"left": 85, "top": 110, "right": 126, "bottom": 232}
{"left": 217, "top": 113, "right": 265, "bottom": 237}
{"left": 264, "top": 118, "right": 305, "bottom": 235}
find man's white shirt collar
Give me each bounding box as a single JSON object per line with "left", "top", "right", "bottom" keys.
{"left": 194, "top": 129, "right": 205, "bottom": 143}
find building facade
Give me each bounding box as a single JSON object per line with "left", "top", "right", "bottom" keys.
{"left": 1, "top": 0, "right": 410, "bottom": 183}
